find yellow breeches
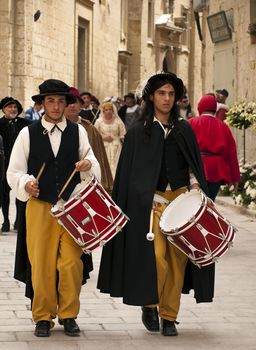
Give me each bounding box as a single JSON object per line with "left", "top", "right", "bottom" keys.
{"left": 26, "top": 197, "right": 83, "bottom": 323}
{"left": 149, "top": 188, "right": 188, "bottom": 321}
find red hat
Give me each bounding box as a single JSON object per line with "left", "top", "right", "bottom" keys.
{"left": 69, "top": 87, "right": 83, "bottom": 104}
{"left": 197, "top": 95, "right": 217, "bottom": 115}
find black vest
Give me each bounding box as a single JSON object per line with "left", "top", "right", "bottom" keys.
{"left": 156, "top": 130, "right": 190, "bottom": 191}
{"left": 28, "top": 120, "right": 81, "bottom": 204}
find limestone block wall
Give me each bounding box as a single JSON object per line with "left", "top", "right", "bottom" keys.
{"left": 90, "top": 1, "right": 122, "bottom": 100}
{"left": 0, "top": 0, "right": 13, "bottom": 97}
{"left": 27, "top": 0, "right": 75, "bottom": 106}
{"left": 0, "top": 0, "right": 76, "bottom": 110}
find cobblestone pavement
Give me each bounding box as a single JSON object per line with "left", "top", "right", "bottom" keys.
{"left": 0, "top": 192, "right": 255, "bottom": 350}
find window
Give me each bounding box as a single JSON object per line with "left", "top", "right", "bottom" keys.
{"left": 120, "top": 0, "right": 128, "bottom": 44}
{"left": 148, "top": 0, "right": 155, "bottom": 40}
{"left": 163, "top": 0, "right": 174, "bottom": 15}
{"left": 77, "top": 17, "right": 89, "bottom": 92}
{"left": 180, "top": 6, "right": 189, "bottom": 45}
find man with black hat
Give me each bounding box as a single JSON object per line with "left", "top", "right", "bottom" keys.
{"left": 215, "top": 88, "right": 229, "bottom": 121}
{"left": 7, "top": 79, "right": 101, "bottom": 337}
{"left": 97, "top": 72, "right": 214, "bottom": 336}
{"left": 0, "top": 96, "right": 29, "bottom": 232}
{"left": 118, "top": 92, "right": 141, "bottom": 130}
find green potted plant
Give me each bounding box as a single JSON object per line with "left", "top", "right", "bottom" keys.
{"left": 226, "top": 101, "right": 256, "bottom": 163}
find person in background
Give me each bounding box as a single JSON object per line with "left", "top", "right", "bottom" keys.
{"left": 118, "top": 92, "right": 141, "bottom": 131}
{"left": 215, "top": 88, "right": 229, "bottom": 121}
{"left": 0, "top": 135, "right": 4, "bottom": 208}
{"left": 97, "top": 72, "right": 214, "bottom": 337}
{"left": 177, "top": 95, "right": 193, "bottom": 120}
{"left": 80, "top": 91, "right": 99, "bottom": 124}
{"left": 7, "top": 79, "right": 100, "bottom": 337}
{"left": 95, "top": 101, "right": 126, "bottom": 178}
{"left": 66, "top": 87, "right": 113, "bottom": 192}
{"left": 80, "top": 91, "right": 92, "bottom": 110}
{"left": 90, "top": 95, "right": 100, "bottom": 110}
{"left": 0, "top": 96, "right": 29, "bottom": 232}
{"left": 25, "top": 101, "right": 44, "bottom": 123}
{"left": 188, "top": 94, "right": 240, "bottom": 201}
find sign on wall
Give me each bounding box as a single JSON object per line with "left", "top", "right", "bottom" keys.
{"left": 207, "top": 11, "right": 232, "bottom": 43}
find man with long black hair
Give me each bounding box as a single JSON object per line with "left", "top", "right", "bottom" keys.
{"left": 97, "top": 72, "right": 215, "bottom": 336}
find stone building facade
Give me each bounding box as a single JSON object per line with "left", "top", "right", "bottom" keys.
{"left": 0, "top": 0, "right": 191, "bottom": 106}
{"left": 190, "top": 0, "right": 256, "bottom": 162}
{"left": 0, "top": 0, "right": 255, "bottom": 161}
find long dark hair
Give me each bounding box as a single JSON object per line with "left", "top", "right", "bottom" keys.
{"left": 140, "top": 78, "right": 180, "bottom": 138}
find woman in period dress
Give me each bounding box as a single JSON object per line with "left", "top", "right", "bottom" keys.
{"left": 94, "top": 101, "right": 126, "bottom": 177}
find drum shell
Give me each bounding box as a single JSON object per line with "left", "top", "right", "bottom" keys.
{"left": 51, "top": 177, "right": 128, "bottom": 253}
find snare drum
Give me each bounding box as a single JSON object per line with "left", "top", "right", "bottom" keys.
{"left": 159, "top": 190, "right": 236, "bottom": 267}
{"left": 51, "top": 177, "right": 128, "bottom": 253}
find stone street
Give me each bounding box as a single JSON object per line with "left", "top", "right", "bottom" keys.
{"left": 0, "top": 192, "right": 255, "bottom": 350}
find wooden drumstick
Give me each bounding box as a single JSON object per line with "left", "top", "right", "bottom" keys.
{"left": 36, "top": 162, "right": 46, "bottom": 182}
{"left": 58, "top": 148, "right": 90, "bottom": 199}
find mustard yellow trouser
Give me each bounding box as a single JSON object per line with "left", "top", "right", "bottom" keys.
{"left": 149, "top": 189, "right": 188, "bottom": 321}
{"left": 26, "top": 198, "right": 83, "bottom": 324}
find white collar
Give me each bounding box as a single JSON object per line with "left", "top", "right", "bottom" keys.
{"left": 42, "top": 116, "right": 67, "bottom": 133}
{"left": 201, "top": 113, "right": 216, "bottom": 118}
{"left": 153, "top": 117, "right": 173, "bottom": 139}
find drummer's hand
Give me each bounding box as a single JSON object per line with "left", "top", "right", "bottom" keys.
{"left": 25, "top": 180, "right": 39, "bottom": 197}
{"left": 75, "top": 159, "right": 92, "bottom": 172}
{"left": 191, "top": 183, "right": 200, "bottom": 190}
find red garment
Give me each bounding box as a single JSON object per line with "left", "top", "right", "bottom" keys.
{"left": 188, "top": 114, "right": 240, "bottom": 183}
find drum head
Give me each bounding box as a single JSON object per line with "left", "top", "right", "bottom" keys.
{"left": 160, "top": 190, "right": 203, "bottom": 232}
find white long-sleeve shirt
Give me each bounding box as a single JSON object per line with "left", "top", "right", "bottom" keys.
{"left": 7, "top": 116, "right": 101, "bottom": 202}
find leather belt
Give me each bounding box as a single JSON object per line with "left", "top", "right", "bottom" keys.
{"left": 200, "top": 151, "right": 215, "bottom": 156}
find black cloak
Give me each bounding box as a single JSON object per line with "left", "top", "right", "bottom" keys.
{"left": 97, "top": 119, "right": 215, "bottom": 305}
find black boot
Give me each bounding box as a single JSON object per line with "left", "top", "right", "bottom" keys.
{"left": 141, "top": 306, "right": 159, "bottom": 332}
{"left": 34, "top": 320, "right": 51, "bottom": 337}
{"left": 161, "top": 319, "right": 178, "bottom": 336}
{"left": 59, "top": 318, "right": 80, "bottom": 336}
{"left": 1, "top": 220, "right": 10, "bottom": 233}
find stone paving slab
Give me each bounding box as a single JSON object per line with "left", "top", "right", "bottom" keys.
{"left": 0, "top": 192, "right": 255, "bottom": 349}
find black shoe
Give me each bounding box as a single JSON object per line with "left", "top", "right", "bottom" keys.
{"left": 1, "top": 221, "right": 10, "bottom": 233}
{"left": 34, "top": 320, "right": 51, "bottom": 337}
{"left": 161, "top": 319, "right": 178, "bottom": 336}
{"left": 59, "top": 318, "right": 80, "bottom": 336}
{"left": 141, "top": 306, "right": 159, "bottom": 332}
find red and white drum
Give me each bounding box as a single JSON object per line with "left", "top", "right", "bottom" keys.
{"left": 159, "top": 190, "right": 236, "bottom": 267}
{"left": 51, "top": 177, "right": 128, "bottom": 253}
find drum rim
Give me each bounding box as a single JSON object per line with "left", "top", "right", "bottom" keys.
{"left": 160, "top": 190, "right": 207, "bottom": 235}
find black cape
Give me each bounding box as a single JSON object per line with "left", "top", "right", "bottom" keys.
{"left": 14, "top": 201, "right": 93, "bottom": 300}
{"left": 97, "top": 119, "right": 215, "bottom": 305}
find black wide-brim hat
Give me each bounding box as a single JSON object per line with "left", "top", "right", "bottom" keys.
{"left": 0, "top": 96, "right": 23, "bottom": 116}
{"left": 32, "top": 79, "right": 76, "bottom": 105}
{"left": 142, "top": 72, "right": 184, "bottom": 101}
